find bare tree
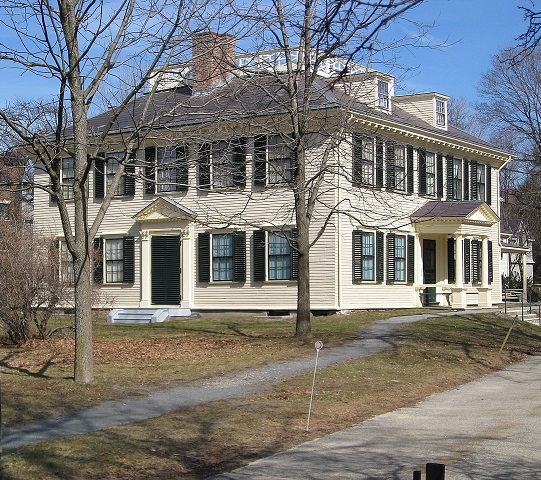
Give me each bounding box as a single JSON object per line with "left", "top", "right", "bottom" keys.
{"left": 181, "top": 0, "right": 428, "bottom": 337}
{"left": 0, "top": 222, "right": 69, "bottom": 344}
{"left": 0, "top": 1, "right": 217, "bottom": 383}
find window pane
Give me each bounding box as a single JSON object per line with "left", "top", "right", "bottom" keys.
{"left": 477, "top": 164, "right": 485, "bottom": 201}
{"left": 378, "top": 80, "right": 389, "bottom": 109}
{"left": 157, "top": 147, "right": 177, "bottom": 192}
{"left": 61, "top": 241, "right": 74, "bottom": 283}
{"left": 394, "top": 146, "right": 406, "bottom": 190}
{"left": 106, "top": 238, "right": 124, "bottom": 283}
{"left": 426, "top": 152, "right": 435, "bottom": 195}
{"left": 268, "top": 232, "right": 291, "bottom": 280}
{"left": 62, "top": 157, "right": 75, "bottom": 200}
{"left": 361, "top": 138, "right": 374, "bottom": 185}
{"left": 362, "top": 232, "right": 374, "bottom": 281}
{"left": 212, "top": 234, "right": 234, "bottom": 281}
{"left": 436, "top": 100, "right": 446, "bottom": 126}
{"left": 268, "top": 135, "right": 292, "bottom": 184}
{"left": 107, "top": 153, "right": 126, "bottom": 195}
{"left": 453, "top": 158, "right": 462, "bottom": 200}
{"left": 395, "top": 236, "right": 406, "bottom": 281}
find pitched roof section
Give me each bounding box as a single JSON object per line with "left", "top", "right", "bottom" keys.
{"left": 133, "top": 196, "right": 197, "bottom": 223}
{"left": 83, "top": 73, "right": 506, "bottom": 159}
{"left": 411, "top": 201, "right": 499, "bottom": 225}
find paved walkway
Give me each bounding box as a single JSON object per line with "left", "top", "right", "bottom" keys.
{"left": 214, "top": 355, "right": 541, "bottom": 479}
{"left": 2, "top": 312, "right": 439, "bottom": 450}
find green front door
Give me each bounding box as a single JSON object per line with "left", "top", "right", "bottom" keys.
{"left": 151, "top": 235, "right": 181, "bottom": 305}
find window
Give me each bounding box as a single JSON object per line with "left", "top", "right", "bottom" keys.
{"left": 453, "top": 158, "right": 462, "bottom": 200}
{"left": 95, "top": 152, "right": 136, "bottom": 198}
{"left": 268, "top": 232, "right": 292, "bottom": 280}
{"left": 0, "top": 202, "right": 9, "bottom": 220}
{"left": 436, "top": 99, "right": 446, "bottom": 127}
{"left": 60, "top": 241, "right": 74, "bottom": 284}
{"left": 352, "top": 135, "right": 374, "bottom": 185}
{"left": 476, "top": 163, "right": 486, "bottom": 201}
{"left": 61, "top": 157, "right": 75, "bottom": 200}
{"left": 361, "top": 232, "right": 375, "bottom": 281}
{"left": 198, "top": 139, "right": 246, "bottom": 189}
{"left": 426, "top": 152, "right": 436, "bottom": 196}
{"left": 252, "top": 229, "right": 298, "bottom": 281}
{"left": 212, "top": 234, "right": 234, "bottom": 281}
{"left": 394, "top": 145, "right": 406, "bottom": 191}
{"left": 254, "top": 135, "right": 293, "bottom": 186}
{"left": 394, "top": 236, "right": 407, "bottom": 281}
{"left": 144, "top": 145, "right": 189, "bottom": 194}
{"left": 378, "top": 80, "right": 389, "bottom": 109}
{"left": 198, "top": 231, "right": 246, "bottom": 282}
{"left": 93, "top": 237, "right": 135, "bottom": 284}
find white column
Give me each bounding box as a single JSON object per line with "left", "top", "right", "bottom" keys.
{"left": 481, "top": 236, "right": 489, "bottom": 288}
{"left": 455, "top": 234, "right": 463, "bottom": 288}
{"left": 139, "top": 231, "right": 150, "bottom": 307}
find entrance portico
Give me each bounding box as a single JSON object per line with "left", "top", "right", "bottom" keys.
{"left": 411, "top": 201, "right": 499, "bottom": 308}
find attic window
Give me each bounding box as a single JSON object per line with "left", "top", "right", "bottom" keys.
{"left": 436, "top": 99, "right": 446, "bottom": 127}
{"left": 378, "top": 80, "right": 389, "bottom": 110}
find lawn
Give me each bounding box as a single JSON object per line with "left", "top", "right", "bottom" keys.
{"left": 1, "top": 309, "right": 540, "bottom": 479}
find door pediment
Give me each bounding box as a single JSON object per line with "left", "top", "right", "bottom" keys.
{"left": 133, "top": 196, "right": 197, "bottom": 223}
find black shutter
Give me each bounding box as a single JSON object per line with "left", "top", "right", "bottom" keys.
{"left": 375, "top": 138, "right": 384, "bottom": 187}
{"left": 488, "top": 240, "right": 493, "bottom": 284}
{"left": 407, "top": 235, "right": 415, "bottom": 283}
{"left": 446, "top": 155, "right": 454, "bottom": 200}
{"left": 464, "top": 238, "right": 471, "bottom": 283}
{"left": 94, "top": 156, "right": 105, "bottom": 199}
{"left": 290, "top": 228, "right": 299, "bottom": 280}
{"left": 93, "top": 237, "right": 104, "bottom": 284}
{"left": 486, "top": 164, "right": 492, "bottom": 205}
{"left": 352, "top": 230, "right": 363, "bottom": 282}
{"left": 233, "top": 231, "right": 246, "bottom": 282}
{"left": 233, "top": 138, "right": 247, "bottom": 188}
{"left": 175, "top": 145, "right": 189, "bottom": 191}
{"left": 387, "top": 233, "right": 396, "bottom": 282}
{"left": 418, "top": 147, "right": 427, "bottom": 195}
{"left": 447, "top": 237, "right": 456, "bottom": 283}
{"left": 197, "top": 232, "right": 211, "bottom": 283}
{"left": 437, "top": 153, "right": 444, "bottom": 198}
{"left": 253, "top": 230, "right": 266, "bottom": 282}
{"left": 123, "top": 237, "right": 135, "bottom": 283}
{"left": 386, "top": 141, "right": 395, "bottom": 189}
{"left": 376, "top": 231, "right": 384, "bottom": 282}
{"left": 144, "top": 147, "right": 156, "bottom": 194}
{"left": 198, "top": 143, "right": 211, "bottom": 189}
{"left": 406, "top": 145, "right": 414, "bottom": 193}
{"left": 463, "top": 159, "right": 469, "bottom": 200}
{"left": 124, "top": 162, "right": 136, "bottom": 196}
{"left": 471, "top": 239, "right": 480, "bottom": 283}
{"left": 254, "top": 135, "right": 267, "bottom": 186}
{"left": 470, "top": 160, "right": 478, "bottom": 200}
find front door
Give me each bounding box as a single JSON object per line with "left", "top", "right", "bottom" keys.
{"left": 423, "top": 239, "right": 437, "bottom": 284}
{"left": 151, "top": 235, "right": 181, "bottom": 305}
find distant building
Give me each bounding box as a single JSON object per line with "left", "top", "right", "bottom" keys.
{"left": 0, "top": 152, "right": 26, "bottom": 225}
{"left": 33, "top": 32, "right": 512, "bottom": 316}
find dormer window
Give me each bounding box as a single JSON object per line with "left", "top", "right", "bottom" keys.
{"left": 378, "top": 80, "right": 389, "bottom": 110}
{"left": 436, "top": 99, "right": 446, "bottom": 127}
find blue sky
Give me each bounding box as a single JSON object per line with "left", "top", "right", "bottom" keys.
{"left": 395, "top": 0, "right": 527, "bottom": 102}
{"left": 0, "top": 0, "right": 530, "bottom": 107}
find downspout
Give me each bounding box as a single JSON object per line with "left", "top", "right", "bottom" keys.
{"left": 336, "top": 145, "right": 342, "bottom": 312}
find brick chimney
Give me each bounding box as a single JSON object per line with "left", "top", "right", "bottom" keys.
{"left": 192, "top": 32, "right": 236, "bottom": 93}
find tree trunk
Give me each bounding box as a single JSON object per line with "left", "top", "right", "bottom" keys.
{"left": 73, "top": 255, "right": 93, "bottom": 383}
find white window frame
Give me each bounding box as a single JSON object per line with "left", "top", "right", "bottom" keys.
{"left": 394, "top": 235, "right": 407, "bottom": 282}
{"left": 426, "top": 152, "right": 436, "bottom": 196}
{"left": 60, "top": 240, "right": 74, "bottom": 284}
{"left": 394, "top": 145, "right": 406, "bottom": 191}
{"left": 477, "top": 164, "right": 486, "bottom": 201}
{"left": 378, "top": 80, "right": 389, "bottom": 110}
{"left": 436, "top": 99, "right": 446, "bottom": 127}
{"left": 267, "top": 135, "right": 293, "bottom": 185}
{"left": 61, "top": 157, "right": 75, "bottom": 200}
{"left": 104, "top": 238, "right": 125, "bottom": 284}
{"left": 361, "top": 231, "right": 375, "bottom": 281}
{"left": 268, "top": 231, "right": 292, "bottom": 280}
{"left": 212, "top": 233, "right": 234, "bottom": 281}
{"left": 453, "top": 158, "right": 462, "bottom": 200}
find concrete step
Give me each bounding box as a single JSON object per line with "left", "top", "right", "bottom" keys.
{"left": 107, "top": 308, "right": 191, "bottom": 324}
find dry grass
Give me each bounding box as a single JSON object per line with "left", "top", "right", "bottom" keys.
{"left": 1, "top": 310, "right": 541, "bottom": 479}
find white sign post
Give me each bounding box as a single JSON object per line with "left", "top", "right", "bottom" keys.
{"left": 306, "top": 341, "right": 323, "bottom": 431}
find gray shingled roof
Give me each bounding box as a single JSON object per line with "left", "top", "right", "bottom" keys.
{"left": 411, "top": 200, "right": 485, "bottom": 218}
{"left": 82, "top": 74, "right": 498, "bottom": 153}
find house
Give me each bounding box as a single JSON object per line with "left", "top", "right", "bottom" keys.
{"left": 32, "top": 32, "right": 512, "bottom": 316}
